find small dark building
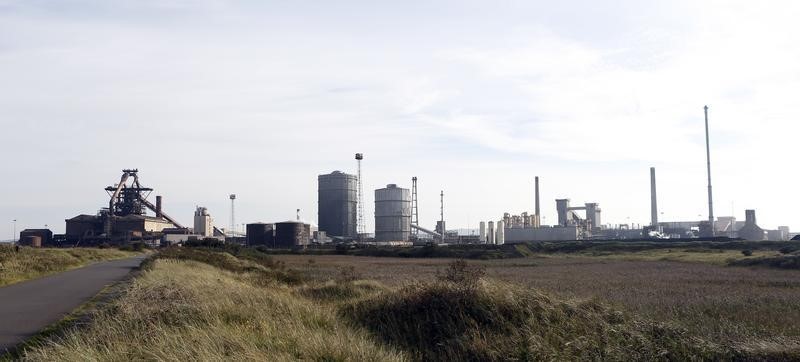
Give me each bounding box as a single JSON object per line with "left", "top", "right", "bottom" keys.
{"left": 19, "top": 229, "right": 53, "bottom": 246}
{"left": 246, "top": 223, "right": 274, "bottom": 246}
{"left": 19, "top": 235, "right": 42, "bottom": 248}
{"left": 274, "top": 221, "right": 309, "bottom": 249}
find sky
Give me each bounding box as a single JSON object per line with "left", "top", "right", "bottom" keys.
{"left": 1, "top": 0, "right": 799, "bottom": 237}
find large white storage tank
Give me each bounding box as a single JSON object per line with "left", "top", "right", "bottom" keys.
{"left": 374, "top": 184, "right": 411, "bottom": 242}
{"left": 487, "top": 221, "right": 495, "bottom": 244}
{"left": 479, "top": 221, "right": 486, "bottom": 243}
{"left": 496, "top": 220, "right": 505, "bottom": 245}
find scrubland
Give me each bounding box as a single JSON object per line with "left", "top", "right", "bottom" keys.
{"left": 14, "top": 245, "right": 800, "bottom": 360}
{"left": 0, "top": 246, "right": 139, "bottom": 287}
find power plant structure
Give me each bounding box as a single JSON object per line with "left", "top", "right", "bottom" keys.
{"left": 555, "top": 199, "right": 602, "bottom": 231}
{"left": 374, "top": 184, "right": 412, "bottom": 242}
{"left": 317, "top": 171, "right": 358, "bottom": 239}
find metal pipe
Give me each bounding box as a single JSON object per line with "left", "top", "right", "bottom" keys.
{"left": 704, "top": 105, "right": 715, "bottom": 236}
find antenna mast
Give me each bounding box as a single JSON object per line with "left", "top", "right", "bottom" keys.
{"left": 355, "top": 153, "right": 365, "bottom": 236}
{"left": 440, "top": 190, "right": 444, "bottom": 242}
{"left": 411, "top": 177, "right": 419, "bottom": 237}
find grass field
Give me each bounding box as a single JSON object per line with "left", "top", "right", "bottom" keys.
{"left": 274, "top": 251, "right": 800, "bottom": 354}
{"left": 12, "top": 246, "right": 800, "bottom": 360}
{"left": 0, "top": 246, "right": 141, "bottom": 287}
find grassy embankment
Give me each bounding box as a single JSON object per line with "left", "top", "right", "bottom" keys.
{"left": 0, "top": 245, "right": 141, "bottom": 287}
{"left": 16, "top": 247, "right": 792, "bottom": 361}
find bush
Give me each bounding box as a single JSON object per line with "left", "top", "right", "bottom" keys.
{"left": 742, "top": 249, "right": 754, "bottom": 256}
{"left": 438, "top": 259, "right": 485, "bottom": 290}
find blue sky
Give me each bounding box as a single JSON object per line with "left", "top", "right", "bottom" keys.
{"left": 1, "top": 0, "right": 798, "bottom": 236}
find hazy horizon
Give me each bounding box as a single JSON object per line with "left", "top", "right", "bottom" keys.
{"left": 1, "top": 0, "right": 798, "bottom": 236}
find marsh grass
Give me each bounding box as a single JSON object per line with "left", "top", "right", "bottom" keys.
{"left": 19, "top": 259, "right": 405, "bottom": 361}
{"left": 18, "top": 248, "right": 800, "bottom": 361}
{"left": 0, "top": 246, "right": 139, "bottom": 287}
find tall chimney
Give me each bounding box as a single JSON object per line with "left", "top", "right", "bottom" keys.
{"left": 650, "top": 167, "right": 658, "bottom": 227}
{"left": 156, "top": 195, "right": 163, "bottom": 218}
{"left": 535, "top": 175, "right": 541, "bottom": 213}
{"left": 704, "top": 105, "right": 715, "bottom": 236}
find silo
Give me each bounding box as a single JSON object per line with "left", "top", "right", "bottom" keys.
{"left": 479, "top": 222, "right": 486, "bottom": 243}
{"left": 487, "top": 221, "right": 495, "bottom": 244}
{"left": 318, "top": 171, "right": 358, "bottom": 238}
{"left": 375, "top": 184, "right": 411, "bottom": 242}
{"left": 496, "top": 221, "right": 505, "bottom": 245}
{"left": 275, "top": 221, "right": 309, "bottom": 248}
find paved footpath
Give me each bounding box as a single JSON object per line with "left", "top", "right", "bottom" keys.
{"left": 0, "top": 256, "right": 144, "bottom": 352}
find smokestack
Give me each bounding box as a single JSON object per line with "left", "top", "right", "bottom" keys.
{"left": 650, "top": 167, "right": 658, "bottom": 227}
{"left": 156, "top": 195, "right": 163, "bottom": 218}
{"left": 704, "top": 105, "right": 715, "bottom": 236}
{"left": 745, "top": 209, "right": 756, "bottom": 225}
{"left": 535, "top": 176, "right": 540, "bottom": 217}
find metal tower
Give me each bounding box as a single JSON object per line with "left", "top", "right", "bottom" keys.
{"left": 411, "top": 177, "right": 419, "bottom": 236}
{"left": 440, "top": 190, "right": 444, "bottom": 242}
{"left": 704, "top": 106, "right": 715, "bottom": 236}
{"left": 355, "top": 153, "right": 365, "bottom": 236}
{"left": 229, "top": 194, "right": 236, "bottom": 237}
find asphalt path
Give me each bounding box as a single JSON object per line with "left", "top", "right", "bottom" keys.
{"left": 0, "top": 256, "right": 144, "bottom": 352}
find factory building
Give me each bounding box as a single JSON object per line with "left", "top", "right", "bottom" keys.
{"left": 19, "top": 229, "right": 53, "bottom": 247}
{"left": 738, "top": 209, "right": 766, "bottom": 241}
{"left": 318, "top": 171, "right": 358, "bottom": 238}
{"left": 375, "top": 184, "right": 411, "bottom": 242}
{"left": 555, "top": 199, "right": 602, "bottom": 230}
{"left": 504, "top": 226, "right": 581, "bottom": 242}
{"left": 194, "top": 207, "right": 213, "bottom": 237}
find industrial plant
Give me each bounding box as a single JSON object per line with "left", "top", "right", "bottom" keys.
{"left": 7, "top": 107, "right": 796, "bottom": 248}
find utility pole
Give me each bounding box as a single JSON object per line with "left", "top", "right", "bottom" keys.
{"left": 355, "top": 153, "right": 365, "bottom": 237}
{"left": 229, "top": 194, "right": 236, "bottom": 237}
{"left": 12, "top": 219, "right": 16, "bottom": 246}
{"left": 704, "top": 105, "right": 715, "bottom": 236}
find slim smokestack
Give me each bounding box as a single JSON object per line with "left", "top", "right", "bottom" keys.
{"left": 650, "top": 168, "right": 658, "bottom": 227}
{"left": 704, "top": 105, "right": 715, "bottom": 236}
{"left": 156, "top": 195, "right": 163, "bottom": 218}
{"left": 535, "top": 176, "right": 540, "bottom": 218}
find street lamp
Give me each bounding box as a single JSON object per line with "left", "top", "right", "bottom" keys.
{"left": 12, "top": 219, "right": 17, "bottom": 245}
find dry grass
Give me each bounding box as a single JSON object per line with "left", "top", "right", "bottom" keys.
{"left": 275, "top": 253, "right": 800, "bottom": 354}
{"left": 18, "top": 259, "right": 404, "bottom": 361}
{"left": 0, "top": 246, "right": 140, "bottom": 287}
{"left": 16, "top": 247, "right": 800, "bottom": 360}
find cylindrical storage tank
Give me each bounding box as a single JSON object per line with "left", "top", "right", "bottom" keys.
{"left": 375, "top": 184, "right": 411, "bottom": 242}
{"left": 274, "top": 221, "right": 309, "bottom": 248}
{"left": 496, "top": 221, "right": 505, "bottom": 245}
{"left": 479, "top": 222, "right": 486, "bottom": 242}
{"left": 246, "top": 223, "right": 273, "bottom": 246}
{"left": 487, "top": 221, "right": 495, "bottom": 244}
{"left": 21, "top": 236, "right": 42, "bottom": 248}
{"left": 318, "top": 171, "right": 358, "bottom": 238}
